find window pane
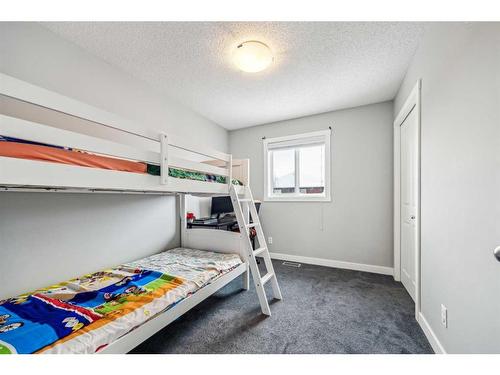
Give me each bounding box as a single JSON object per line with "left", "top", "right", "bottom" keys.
{"left": 272, "top": 148, "right": 295, "bottom": 194}
{"left": 299, "top": 145, "right": 325, "bottom": 194}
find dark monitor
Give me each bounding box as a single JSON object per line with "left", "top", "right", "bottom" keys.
{"left": 211, "top": 196, "right": 234, "bottom": 217}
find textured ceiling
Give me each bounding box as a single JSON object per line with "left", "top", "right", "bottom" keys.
{"left": 42, "top": 22, "right": 424, "bottom": 130}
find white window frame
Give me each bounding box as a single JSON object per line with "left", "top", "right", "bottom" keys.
{"left": 263, "top": 129, "right": 331, "bottom": 202}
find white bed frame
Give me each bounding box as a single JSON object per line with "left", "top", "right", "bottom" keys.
{"left": 0, "top": 73, "right": 252, "bottom": 354}
{"left": 0, "top": 73, "right": 249, "bottom": 194}
{"left": 98, "top": 262, "right": 248, "bottom": 354}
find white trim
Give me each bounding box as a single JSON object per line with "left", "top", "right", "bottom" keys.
{"left": 269, "top": 252, "right": 394, "bottom": 276}
{"left": 393, "top": 80, "right": 422, "bottom": 320}
{"left": 393, "top": 117, "right": 401, "bottom": 282}
{"left": 418, "top": 312, "right": 446, "bottom": 354}
{"left": 263, "top": 129, "right": 331, "bottom": 202}
{"left": 98, "top": 262, "right": 248, "bottom": 354}
{"left": 263, "top": 196, "right": 331, "bottom": 202}
{"left": 264, "top": 129, "right": 331, "bottom": 144}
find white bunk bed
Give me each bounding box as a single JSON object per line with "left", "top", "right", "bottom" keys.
{"left": 0, "top": 74, "right": 250, "bottom": 195}
{"left": 0, "top": 73, "right": 260, "bottom": 354}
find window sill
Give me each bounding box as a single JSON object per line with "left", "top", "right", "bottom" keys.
{"left": 264, "top": 196, "right": 331, "bottom": 202}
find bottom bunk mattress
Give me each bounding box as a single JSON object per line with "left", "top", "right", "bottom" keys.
{"left": 0, "top": 248, "right": 242, "bottom": 354}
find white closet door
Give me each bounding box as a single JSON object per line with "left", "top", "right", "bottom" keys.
{"left": 400, "top": 106, "right": 418, "bottom": 301}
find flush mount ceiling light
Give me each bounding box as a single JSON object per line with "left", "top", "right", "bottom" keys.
{"left": 233, "top": 41, "right": 273, "bottom": 73}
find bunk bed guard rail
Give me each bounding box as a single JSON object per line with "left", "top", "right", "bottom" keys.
{"left": 0, "top": 73, "right": 237, "bottom": 193}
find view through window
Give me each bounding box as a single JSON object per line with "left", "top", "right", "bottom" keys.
{"left": 264, "top": 130, "right": 330, "bottom": 201}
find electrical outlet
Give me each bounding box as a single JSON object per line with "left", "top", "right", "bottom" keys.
{"left": 441, "top": 304, "right": 448, "bottom": 328}
{"left": 268, "top": 236, "right": 273, "bottom": 244}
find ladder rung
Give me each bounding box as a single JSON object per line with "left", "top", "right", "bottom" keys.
{"left": 261, "top": 272, "right": 274, "bottom": 285}
{"left": 253, "top": 247, "right": 266, "bottom": 256}
{"left": 246, "top": 223, "right": 259, "bottom": 228}
{"left": 239, "top": 198, "right": 252, "bottom": 202}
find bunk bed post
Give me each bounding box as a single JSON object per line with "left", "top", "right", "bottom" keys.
{"left": 240, "top": 183, "right": 250, "bottom": 291}
{"left": 160, "top": 133, "right": 169, "bottom": 185}
{"left": 178, "top": 193, "right": 188, "bottom": 247}
{"left": 227, "top": 154, "right": 233, "bottom": 190}
{"left": 242, "top": 258, "right": 250, "bottom": 291}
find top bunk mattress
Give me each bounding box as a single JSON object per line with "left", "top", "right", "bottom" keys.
{"left": 0, "top": 248, "right": 242, "bottom": 354}
{"left": 0, "top": 137, "right": 243, "bottom": 185}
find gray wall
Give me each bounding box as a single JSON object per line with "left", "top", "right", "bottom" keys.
{"left": 0, "top": 22, "right": 228, "bottom": 298}
{"left": 0, "top": 22, "right": 228, "bottom": 151}
{"left": 0, "top": 194, "right": 178, "bottom": 299}
{"left": 395, "top": 23, "right": 500, "bottom": 353}
{"left": 229, "top": 102, "right": 394, "bottom": 269}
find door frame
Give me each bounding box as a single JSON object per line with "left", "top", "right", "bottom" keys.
{"left": 393, "top": 80, "right": 421, "bottom": 319}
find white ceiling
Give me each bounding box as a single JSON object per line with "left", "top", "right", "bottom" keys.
{"left": 42, "top": 22, "right": 424, "bottom": 130}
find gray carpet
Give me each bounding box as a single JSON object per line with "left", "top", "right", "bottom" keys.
{"left": 130, "top": 260, "right": 433, "bottom": 354}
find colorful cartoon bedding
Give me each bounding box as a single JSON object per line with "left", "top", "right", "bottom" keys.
{"left": 0, "top": 248, "right": 241, "bottom": 354}
{"left": 0, "top": 136, "right": 243, "bottom": 185}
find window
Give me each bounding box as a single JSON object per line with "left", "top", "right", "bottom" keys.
{"left": 264, "top": 130, "right": 331, "bottom": 201}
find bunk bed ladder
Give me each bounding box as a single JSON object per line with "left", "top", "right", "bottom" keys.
{"left": 230, "top": 185, "right": 282, "bottom": 316}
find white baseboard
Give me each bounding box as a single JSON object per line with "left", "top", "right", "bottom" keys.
{"left": 418, "top": 312, "right": 446, "bottom": 354}
{"left": 268, "top": 252, "right": 394, "bottom": 276}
